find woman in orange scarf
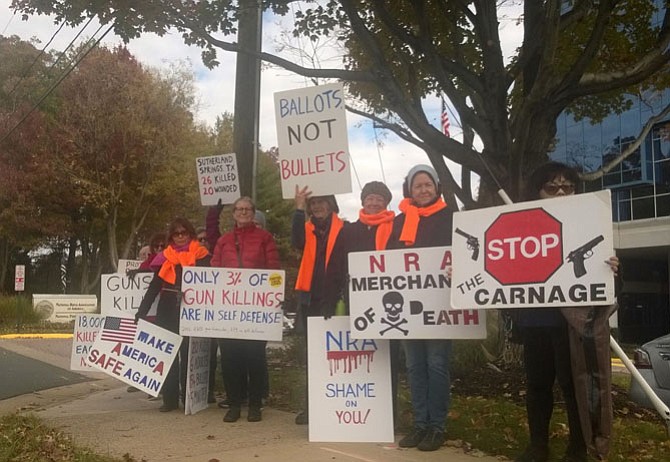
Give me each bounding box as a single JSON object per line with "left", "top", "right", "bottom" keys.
{"left": 136, "top": 217, "right": 210, "bottom": 412}
{"left": 388, "top": 164, "right": 454, "bottom": 452}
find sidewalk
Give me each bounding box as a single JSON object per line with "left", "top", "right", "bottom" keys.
{"left": 0, "top": 337, "right": 504, "bottom": 462}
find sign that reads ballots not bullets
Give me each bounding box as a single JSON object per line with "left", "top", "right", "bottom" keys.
{"left": 308, "top": 317, "right": 393, "bottom": 443}
{"left": 450, "top": 190, "right": 615, "bottom": 309}
{"left": 88, "top": 317, "right": 182, "bottom": 397}
{"left": 274, "top": 83, "right": 352, "bottom": 198}
{"left": 179, "top": 267, "right": 285, "bottom": 341}
{"left": 196, "top": 153, "right": 240, "bottom": 206}
{"left": 348, "top": 247, "right": 485, "bottom": 340}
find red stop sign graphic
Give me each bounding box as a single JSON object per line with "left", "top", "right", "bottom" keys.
{"left": 485, "top": 208, "right": 563, "bottom": 285}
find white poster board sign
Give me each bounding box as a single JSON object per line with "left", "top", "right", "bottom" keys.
{"left": 451, "top": 190, "right": 615, "bottom": 309}
{"left": 274, "top": 83, "right": 352, "bottom": 198}
{"left": 87, "top": 317, "right": 182, "bottom": 397}
{"left": 179, "top": 267, "right": 285, "bottom": 341}
{"left": 184, "top": 337, "right": 211, "bottom": 415}
{"left": 117, "top": 259, "right": 142, "bottom": 273}
{"left": 32, "top": 294, "right": 98, "bottom": 322}
{"left": 70, "top": 314, "right": 106, "bottom": 371}
{"left": 348, "top": 247, "right": 486, "bottom": 339}
{"left": 196, "top": 153, "right": 240, "bottom": 205}
{"left": 100, "top": 273, "right": 158, "bottom": 319}
{"left": 308, "top": 317, "right": 394, "bottom": 442}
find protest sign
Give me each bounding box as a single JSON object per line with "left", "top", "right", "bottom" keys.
{"left": 451, "top": 190, "right": 615, "bottom": 309}
{"left": 308, "top": 317, "right": 394, "bottom": 442}
{"left": 184, "top": 337, "right": 211, "bottom": 415}
{"left": 70, "top": 314, "right": 106, "bottom": 371}
{"left": 179, "top": 266, "right": 285, "bottom": 341}
{"left": 196, "top": 153, "right": 240, "bottom": 205}
{"left": 117, "top": 259, "right": 141, "bottom": 273}
{"left": 348, "top": 247, "right": 486, "bottom": 339}
{"left": 87, "top": 317, "right": 182, "bottom": 397}
{"left": 32, "top": 294, "right": 97, "bottom": 322}
{"left": 274, "top": 83, "right": 352, "bottom": 198}
{"left": 100, "top": 273, "right": 158, "bottom": 319}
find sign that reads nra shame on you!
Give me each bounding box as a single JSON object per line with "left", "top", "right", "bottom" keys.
{"left": 274, "top": 83, "right": 352, "bottom": 198}
{"left": 450, "top": 190, "right": 615, "bottom": 309}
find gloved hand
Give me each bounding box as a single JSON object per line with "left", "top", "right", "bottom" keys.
{"left": 321, "top": 300, "right": 336, "bottom": 320}
{"left": 134, "top": 312, "right": 145, "bottom": 324}
{"left": 127, "top": 268, "right": 140, "bottom": 280}
{"left": 215, "top": 198, "right": 224, "bottom": 212}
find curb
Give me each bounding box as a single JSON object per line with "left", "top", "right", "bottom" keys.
{"left": 0, "top": 333, "right": 73, "bottom": 339}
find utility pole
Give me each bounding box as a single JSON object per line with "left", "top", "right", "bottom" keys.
{"left": 233, "top": 0, "right": 263, "bottom": 199}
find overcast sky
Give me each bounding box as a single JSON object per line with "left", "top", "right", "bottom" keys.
{"left": 1, "top": 2, "right": 522, "bottom": 219}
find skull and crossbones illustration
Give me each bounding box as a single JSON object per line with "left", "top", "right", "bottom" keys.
{"left": 379, "top": 291, "right": 409, "bottom": 336}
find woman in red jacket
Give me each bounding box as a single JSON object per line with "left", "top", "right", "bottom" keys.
{"left": 210, "top": 196, "right": 280, "bottom": 423}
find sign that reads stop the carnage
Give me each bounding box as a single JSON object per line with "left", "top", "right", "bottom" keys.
{"left": 450, "top": 190, "right": 615, "bottom": 309}
{"left": 274, "top": 83, "right": 352, "bottom": 199}
{"left": 179, "top": 266, "right": 285, "bottom": 341}
{"left": 196, "top": 153, "right": 240, "bottom": 205}
{"left": 348, "top": 247, "right": 486, "bottom": 340}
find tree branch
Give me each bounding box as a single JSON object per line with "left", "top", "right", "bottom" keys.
{"left": 580, "top": 101, "right": 670, "bottom": 180}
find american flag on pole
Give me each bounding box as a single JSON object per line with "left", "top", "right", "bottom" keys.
{"left": 441, "top": 95, "right": 451, "bottom": 138}
{"left": 100, "top": 317, "right": 137, "bottom": 344}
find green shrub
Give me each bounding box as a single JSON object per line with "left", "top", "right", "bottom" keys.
{"left": 0, "top": 295, "right": 39, "bottom": 327}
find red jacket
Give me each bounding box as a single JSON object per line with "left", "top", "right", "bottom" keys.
{"left": 211, "top": 224, "right": 280, "bottom": 269}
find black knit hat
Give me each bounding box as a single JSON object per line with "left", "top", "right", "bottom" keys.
{"left": 360, "top": 181, "right": 392, "bottom": 205}
{"left": 307, "top": 195, "right": 339, "bottom": 214}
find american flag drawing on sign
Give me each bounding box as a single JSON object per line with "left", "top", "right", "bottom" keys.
{"left": 100, "top": 317, "right": 137, "bottom": 344}
{"left": 441, "top": 95, "right": 451, "bottom": 138}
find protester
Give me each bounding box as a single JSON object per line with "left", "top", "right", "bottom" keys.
{"left": 514, "top": 161, "right": 619, "bottom": 462}
{"left": 388, "top": 164, "right": 453, "bottom": 452}
{"left": 210, "top": 196, "right": 280, "bottom": 423}
{"left": 323, "top": 181, "right": 402, "bottom": 425}
{"left": 292, "top": 186, "right": 344, "bottom": 425}
{"left": 135, "top": 218, "right": 210, "bottom": 412}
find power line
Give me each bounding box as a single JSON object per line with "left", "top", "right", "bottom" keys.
{"left": 0, "top": 22, "right": 115, "bottom": 146}
{"left": 6, "top": 19, "right": 68, "bottom": 99}
{"left": 1, "top": 10, "right": 16, "bottom": 35}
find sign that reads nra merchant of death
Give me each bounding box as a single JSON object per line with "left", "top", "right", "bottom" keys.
{"left": 307, "top": 317, "right": 393, "bottom": 443}
{"left": 348, "top": 247, "right": 486, "bottom": 340}
{"left": 179, "top": 266, "right": 285, "bottom": 341}
{"left": 451, "top": 190, "right": 615, "bottom": 309}
{"left": 87, "top": 317, "right": 182, "bottom": 397}
{"left": 274, "top": 83, "right": 352, "bottom": 198}
{"left": 196, "top": 153, "right": 240, "bottom": 206}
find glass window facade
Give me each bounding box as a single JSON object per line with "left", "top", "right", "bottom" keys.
{"left": 551, "top": 89, "right": 670, "bottom": 222}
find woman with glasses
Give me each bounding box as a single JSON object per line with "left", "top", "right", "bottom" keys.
{"left": 210, "top": 196, "right": 280, "bottom": 423}
{"left": 136, "top": 217, "right": 210, "bottom": 412}
{"left": 514, "top": 162, "right": 619, "bottom": 462}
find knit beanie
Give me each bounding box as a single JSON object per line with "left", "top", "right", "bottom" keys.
{"left": 360, "top": 181, "right": 392, "bottom": 205}
{"left": 253, "top": 210, "right": 267, "bottom": 229}
{"left": 404, "top": 164, "right": 440, "bottom": 197}
{"left": 307, "top": 195, "right": 340, "bottom": 214}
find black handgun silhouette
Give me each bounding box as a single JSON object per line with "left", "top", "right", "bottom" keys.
{"left": 566, "top": 235, "right": 604, "bottom": 278}
{"left": 455, "top": 228, "right": 480, "bottom": 261}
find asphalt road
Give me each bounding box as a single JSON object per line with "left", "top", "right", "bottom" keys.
{"left": 0, "top": 345, "right": 90, "bottom": 400}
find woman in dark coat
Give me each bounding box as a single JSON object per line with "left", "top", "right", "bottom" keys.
{"left": 136, "top": 217, "right": 210, "bottom": 412}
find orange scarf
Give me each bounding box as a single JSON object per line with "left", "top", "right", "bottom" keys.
{"left": 295, "top": 212, "right": 344, "bottom": 291}
{"left": 358, "top": 209, "right": 395, "bottom": 250}
{"left": 398, "top": 197, "right": 447, "bottom": 246}
{"left": 158, "top": 241, "right": 209, "bottom": 284}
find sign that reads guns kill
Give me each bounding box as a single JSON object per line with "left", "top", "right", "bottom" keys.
{"left": 450, "top": 190, "right": 615, "bottom": 309}
{"left": 274, "top": 83, "right": 352, "bottom": 198}
{"left": 87, "top": 317, "right": 182, "bottom": 397}
{"left": 348, "top": 247, "right": 485, "bottom": 340}
{"left": 179, "top": 266, "right": 285, "bottom": 341}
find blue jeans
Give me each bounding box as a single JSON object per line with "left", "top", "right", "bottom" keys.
{"left": 403, "top": 339, "right": 452, "bottom": 431}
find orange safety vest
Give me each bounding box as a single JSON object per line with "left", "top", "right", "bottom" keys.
{"left": 295, "top": 212, "right": 343, "bottom": 291}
